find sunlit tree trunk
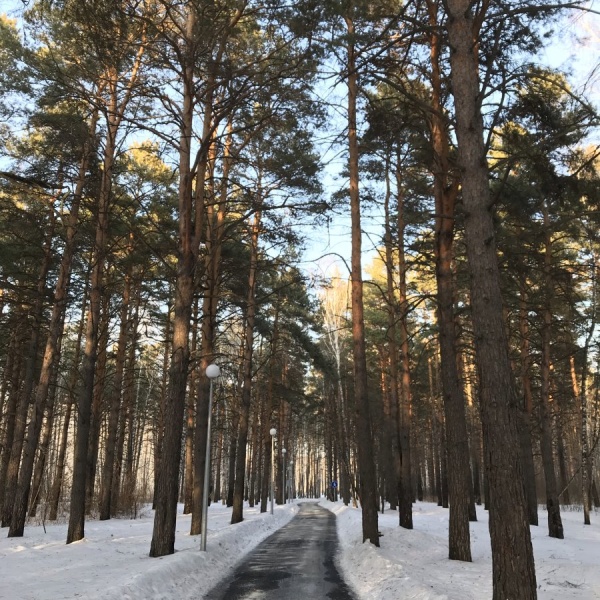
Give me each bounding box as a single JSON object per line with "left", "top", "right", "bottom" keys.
{"left": 345, "top": 13, "right": 379, "bottom": 546}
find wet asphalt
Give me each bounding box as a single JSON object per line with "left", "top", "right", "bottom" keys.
{"left": 203, "top": 502, "right": 356, "bottom": 600}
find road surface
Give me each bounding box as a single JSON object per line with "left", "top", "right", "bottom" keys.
{"left": 204, "top": 502, "right": 356, "bottom": 599}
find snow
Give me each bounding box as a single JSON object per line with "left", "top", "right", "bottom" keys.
{"left": 1, "top": 500, "right": 599, "bottom": 599}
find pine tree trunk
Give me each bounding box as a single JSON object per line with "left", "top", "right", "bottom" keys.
{"left": 428, "top": 7, "right": 472, "bottom": 555}
{"left": 539, "top": 207, "right": 563, "bottom": 539}
{"left": 440, "top": 421, "right": 449, "bottom": 509}
{"left": 519, "top": 282, "right": 539, "bottom": 525}
{"left": 445, "top": 0, "right": 537, "bottom": 594}
{"left": 48, "top": 282, "right": 88, "bottom": 522}
{"left": 86, "top": 294, "right": 110, "bottom": 515}
{"left": 575, "top": 257, "right": 597, "bottom": 524}
{"left": 25, "top": 142, "right": 93, "bottom": 524}
{"left": 150, "top": 263, "right": 193, "bottom": 555}
{"left": 226, "top": 404, "right": 240, "bottom": 507}
{"left": 556, "top": 420, "right": 570, "bottom": 505}
{"left": 183, "top": 297, "right": 200, "bottom": 514}
{"left": 99, "top": 269, "right": 132, "bottom": 520}
{"left": 150, "top": 13, "right": 196, "bottom": 547}
{"left": 0, "top": 322, "right": 26, "bottom": 520}
{"left": 248, "top": 401, "right": 260, "bottom": 507}
{"left": 214, "top": 402, "right": 225, "bottom": 504}
{"left": 232, "top": 210, "right": 261, "bottom": 524}
{"left": 396, "top": 171, "right": 413, "bottom": 530}
{"left": 67, "top": 70, "right": 124, "bottom": 543}
{"left": 345, "top": 14, "right": 379, "bottom": 546}
{"left": 260, "top": 318, "right": 279, "bottom": 513}
{"left": 28, "top": 370, "right": 58, "bottom": 519}
{"left": 3, "top": 207, "right": 56, "bottom": 528}
{"left": 382, "top": 163, "right": 401, "bottom": 512}
{"left": 190, "top": 124, "right": 227, "bottom": 535}
{"left": 121, "top": 292, "right": 141, "bottom": 512}
{"left": 153, "top": 306, "right": 170, "bottom": 510}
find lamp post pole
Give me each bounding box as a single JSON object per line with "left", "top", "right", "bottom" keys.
{"left": 281, "top": 448, "right": 286, "bottom": 505}
{"left": 270, "top": 428, "right": 276, "bottom": 514}
{"left": 288, "top": 459, "right": 293, "bottom": 503}
{"left": 201, "top": 364, "right": 221, "bottom": 552}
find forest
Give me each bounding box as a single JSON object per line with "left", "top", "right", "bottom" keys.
{"left": 0, "top": 1, "right": 598, "bottom": 599}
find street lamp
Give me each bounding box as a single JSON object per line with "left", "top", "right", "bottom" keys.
{"left": 281, "top": 448, "right": 286, "bottom": 505}
{"left": 270, "top": 428, "right": 276, "bottom": 514}
{"left": 201, "top": 363, "right": 221, "bottom": 552}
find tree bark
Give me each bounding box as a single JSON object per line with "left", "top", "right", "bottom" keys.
{"left": 48, "top": 276, "right": 88, "bottom": 522}
{"left": 396, "top": 166, "right": 413, "bottom": 530}
{"left": 86, "top": 293, "right": 110, "bottom": 514}
{"left": 190, "top": 127, "right": 227, "bottom": 534}
{"left": 428, "top": 0, "right": 473, "bottom": 556}
{"left": 3, "top": 205, "right": 56, "bottom": 528}
{"left": 231, "top": 210, "right": 261, "bottom": 524}
{"left": 98, "top": 267, "right": 132, "bottom": 520}
{"left": 575, "top": 256, "right": 597, "bottom": 524}
{"left": 444, "top": 0, "right": 538, "bottom": 595}
{"left": 518, "top": 281, "right": 539, "bottom": 525}
{"left": 67, "top": 56, "right": 137, "bottom": 542}
{"left": 383, "top": 161, "right": 401, "bottom": 513}
{"left": 345, "top": 13, "right": 379, "bottom": 546}
{"left": 150, "top": 5, "right": 197, "bottom": 549}
{"left": 0, "top": 330, "right": 23, "bottom": 518}
{"left": 28, "top": 369, "right": 58, "bottom": 519}
{"left": 183, "top": 297, "right": 200, "bottom": 514}
{"left": 539, "top": 205, "right": 563, "bottom": 539}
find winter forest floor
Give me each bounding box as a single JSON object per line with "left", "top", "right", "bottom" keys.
{"left": 0, "top": 500, "right": 599, "bottom": 600}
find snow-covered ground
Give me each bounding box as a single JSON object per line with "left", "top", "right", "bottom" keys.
{"left": 0, "top": 500, "right": 598, "bottom": 599}
{"left": 321, "top": 500, "right": 600, "bottom": 600}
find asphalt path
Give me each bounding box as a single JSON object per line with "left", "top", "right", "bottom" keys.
{"left": 204, "top": 502, "right": 356, "bottom": 599}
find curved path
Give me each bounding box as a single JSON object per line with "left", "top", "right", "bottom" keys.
{"left": 204, "top": 502, "right": 356, "bottom": 600}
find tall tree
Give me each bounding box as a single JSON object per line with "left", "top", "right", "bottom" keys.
{"left": 426, "top": 0, "right": 474, "bottom": 559}
{"left": 64, "top": 0, "right": 148, "bottom": 543}
{"left": 344, "top": 9, "right": 379, "bottom": 547}
{"left": 443, "top": 0, "right": 537, "bottom": 596}
{"left": 7, "top": 105, "right": 96, "bottom": 536}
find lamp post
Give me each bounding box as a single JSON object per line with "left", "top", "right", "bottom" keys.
{"left": 281, "top": 448, "right": 286, "bottom": 505}
{"left": 270, "top": 428, "right": 276, "bottom": 514}
{"left": 200, "top": 363, "right": 221, "bottom": 552}
{"left": 288, "top": 459, "right": 293, "bottom": 502}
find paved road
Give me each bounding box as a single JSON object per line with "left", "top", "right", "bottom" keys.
{"left": 204, "top": 502, "right": 356, "bottom": 600}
